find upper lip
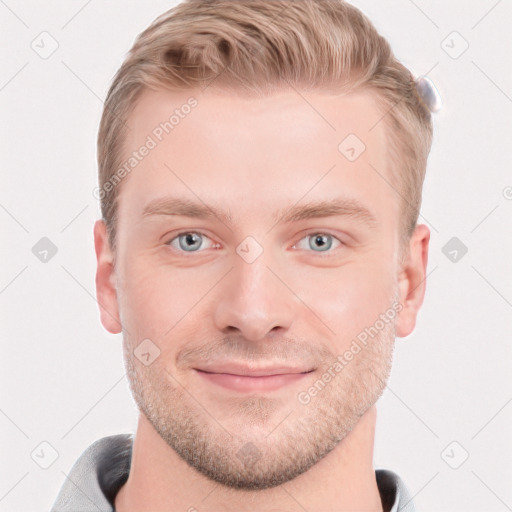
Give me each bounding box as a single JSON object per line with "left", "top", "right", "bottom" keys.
{"left": 195, "top": 363, "right": 314, "bottom": 377}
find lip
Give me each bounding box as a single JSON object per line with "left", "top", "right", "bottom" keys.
{"left": 194, "top": 360, "right": 313, "bottom": 377}
{"left": 195, "top": 363, "right": 313, "bottom": 377}
{"left": 194, "top": 367, "right": 314, "bottom": 393}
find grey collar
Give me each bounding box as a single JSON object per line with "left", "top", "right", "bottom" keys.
{"left": 50, "top": 433, "right": 416, "bottom": 512}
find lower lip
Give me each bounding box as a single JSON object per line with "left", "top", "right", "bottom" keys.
{"left": 195, "top": 370, "right": 312, "bottom": 393}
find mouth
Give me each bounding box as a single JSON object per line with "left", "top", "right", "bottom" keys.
{"left": 194, "top": 366, "right": 315, "bottom": 393}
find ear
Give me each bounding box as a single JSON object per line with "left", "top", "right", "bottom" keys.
{"left": 395, "top": 223, "right": 430, "bottom": 338}
{"left": 93, "top": 219, "right": 122, "bottom": 334}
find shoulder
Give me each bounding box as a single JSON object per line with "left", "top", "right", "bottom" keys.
{"left": 49, "top": 433, "right": 133, "bottom": 512}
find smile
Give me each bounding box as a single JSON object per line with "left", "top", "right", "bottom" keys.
{"left": 194, "top": 369, "right": 314, "bottom": 393}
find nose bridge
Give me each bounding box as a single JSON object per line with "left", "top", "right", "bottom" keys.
{"left": 213, "top": 246, "right": 294, "bottom": 341}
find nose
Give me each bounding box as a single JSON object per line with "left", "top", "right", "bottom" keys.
{"left": 213, "top": 252, "right": 295, "bottom": 342}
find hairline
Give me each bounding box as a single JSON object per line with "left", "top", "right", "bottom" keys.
{"left": 105, "top": 82, "right": 414, "bottom": 267}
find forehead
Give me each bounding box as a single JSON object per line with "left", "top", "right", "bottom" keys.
{"left": 117, "top": 85, "right": 397, "bottom": 230}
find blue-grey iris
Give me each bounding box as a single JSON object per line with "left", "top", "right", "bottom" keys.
{"left": 309, "top": 234, "right": 332, "bottom": 252}
{"left": 179, "top": 233, "right": 202, "bottom": 251}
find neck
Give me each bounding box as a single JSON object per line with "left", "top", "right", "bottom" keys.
{"left": 115, "top": 406, "right": 383, "bottom": 512}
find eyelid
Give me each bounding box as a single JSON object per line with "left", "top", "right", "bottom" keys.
{"left": 291, "top": 230, "right": 345, "bottom": 256}
{"left": 165, "top": 230, "right": 219, "bottom": 253}
{"left": 164, "top": 229, "right": 346, "bottom": 256}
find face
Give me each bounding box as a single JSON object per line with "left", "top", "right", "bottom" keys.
{"left": 95, "top": 86, "right": 428, "bottom": 490}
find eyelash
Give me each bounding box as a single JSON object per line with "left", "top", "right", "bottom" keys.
{"left": 164, "top": 230, "right": 344, "bottom": 257}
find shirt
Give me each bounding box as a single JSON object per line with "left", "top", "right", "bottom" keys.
{"left": 49, "top": 434, "right": 417, "bottom": 512}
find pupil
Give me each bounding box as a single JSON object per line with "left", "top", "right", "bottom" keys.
{"left": 181, "top": 233, "right": 201, "bottom": 250}
{"left": 312, "top": 234, "right": 330, "bottom": 251}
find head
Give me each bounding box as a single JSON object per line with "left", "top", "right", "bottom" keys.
{"left": 94, "top": 0, "right": 432, "bottom": 490}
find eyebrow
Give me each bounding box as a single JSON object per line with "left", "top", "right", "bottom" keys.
{"left": 141, "top": 196, "right": 378, "bottom": 229}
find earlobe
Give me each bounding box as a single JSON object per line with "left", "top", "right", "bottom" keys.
{"left": 395, "top": 224, "right": 430, "bottom": 338}
{"left": 93, "top": 220, "right": 123, "bottom": 334}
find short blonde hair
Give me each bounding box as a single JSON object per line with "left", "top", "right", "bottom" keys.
{"left": 97, "top": 0, "right": 433, "bottom": 255}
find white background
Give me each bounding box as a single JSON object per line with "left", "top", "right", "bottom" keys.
{"left": 1, "top": 1, "right": 511, "bottom": 510}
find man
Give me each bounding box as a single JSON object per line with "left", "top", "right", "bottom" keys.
{"left": 51, "top": 0, "right": 438, "bottom": 510}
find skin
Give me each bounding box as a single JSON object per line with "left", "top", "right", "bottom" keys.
{"left": 94, "top": 86, "right": 429, "bottom": 512}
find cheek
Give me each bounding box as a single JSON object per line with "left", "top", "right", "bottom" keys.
{"left": 117, "top": 257, "right": 217, "bottom": 337}
{"left": 116, "top": 256, "right": 163, "bottom": 334}
{"left": 296, "top": 258, "right": 397, "bottom": 343}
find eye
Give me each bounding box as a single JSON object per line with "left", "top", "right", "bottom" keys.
{"left": 292, "top": 232, "right": 342, "bottom": 254}
{"left": 165, "top": 231, "right": 219, "bottom": 253}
